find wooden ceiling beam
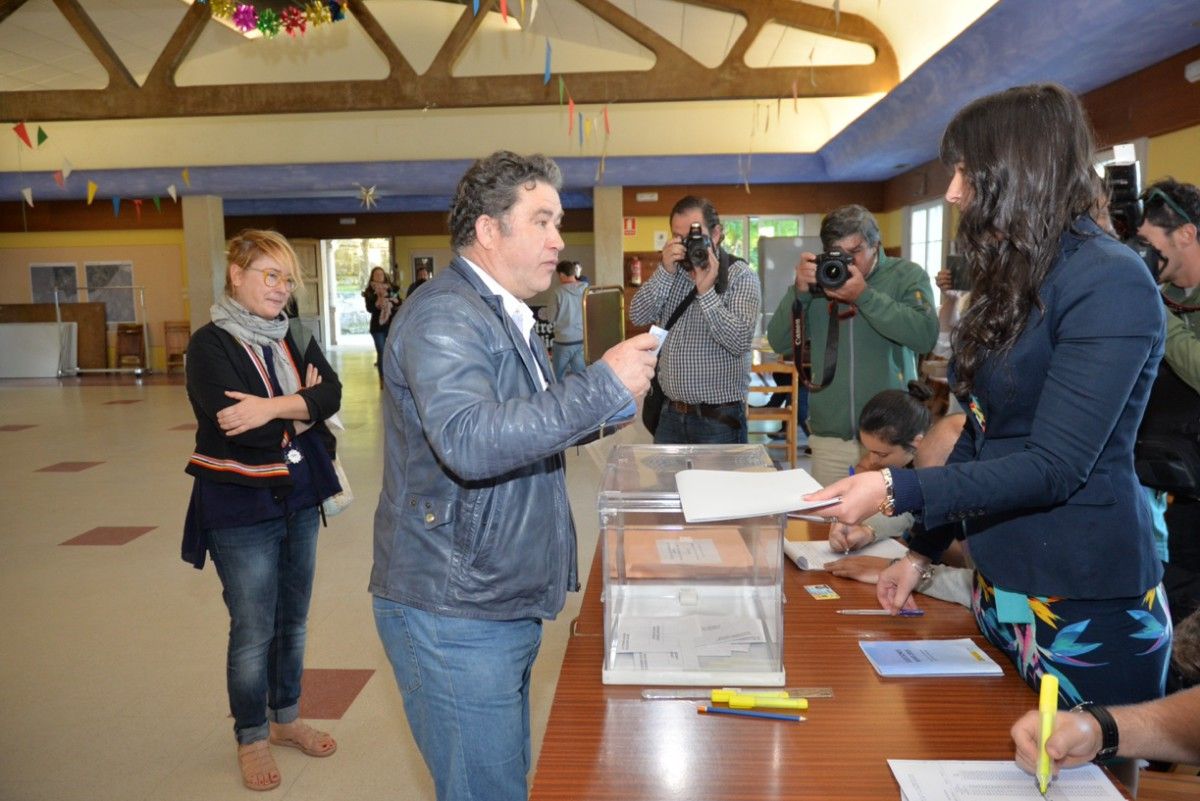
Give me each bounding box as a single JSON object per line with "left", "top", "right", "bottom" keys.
{"left": 2, "top": 0, "right": 898, "bottom": 121}
{"left": 50, "top": 0, "right": 137, "bottom": 90}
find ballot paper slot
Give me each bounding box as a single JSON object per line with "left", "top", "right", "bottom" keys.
{"left": 598, "top": 445, "right": 785, "bottom": 686}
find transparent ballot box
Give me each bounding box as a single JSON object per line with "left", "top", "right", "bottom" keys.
{"left": 598, "top": 444, "right": 785, "bottom": 686}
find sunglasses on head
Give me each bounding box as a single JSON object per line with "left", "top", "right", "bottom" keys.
{"left": 1140, "top": 187, "right": 1194, "bottom": 226}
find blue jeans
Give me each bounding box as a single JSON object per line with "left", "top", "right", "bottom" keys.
{"left": 552, "top": 342, "right": 585, "bottom": 381}
{"left": 654, "top": 402, "right": 748, "bottom": 445}
{"left": 373, "top": 598, "right": 542, "bottom": 801}
{"left": 207, "top": 506, "right": 320, "bottom": 745}
{"left": 371, "top": 330, "right": 387, "bottom": 377}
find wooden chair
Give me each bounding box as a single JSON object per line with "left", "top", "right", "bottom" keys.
{"left": 115, "top": 323, "right": 146, "bottom": 369}
{"left": 163, "top": 321, "right": 190, "bottom": 374}
{"left": 746, "top": 360, "right": 799, "bottom": 468}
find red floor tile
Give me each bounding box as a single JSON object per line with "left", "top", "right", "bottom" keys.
{"left": 103, "top": 399, "right": 143, "bottom": 405}
{"left": 37, "top": 461, "right": 103, "bottom": 473}
{"left": 0, "top": 424, "right": 37, "bottom": 432}
{"left": 61, "top": 526, "right": 157, "bottom": 546}
{"left": 299, "top": 669, "right": 375, "bottom": 720}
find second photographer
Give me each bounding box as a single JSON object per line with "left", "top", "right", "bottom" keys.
{"left": 767, "top": 204, "right": 938, "bottom": 486}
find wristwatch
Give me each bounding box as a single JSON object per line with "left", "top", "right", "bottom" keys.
{"left": 1072, "top": 701, "right": 1119, "bottom": 761}
{"left": 879, "top": 468, "right": 896, "bottom": 516}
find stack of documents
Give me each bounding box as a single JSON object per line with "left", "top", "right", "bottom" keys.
{"left": 784, "top": 537, "right": 908, "bottom": 570}
{"left": 888, "top": 759, "right": 1123, "bottom": 800}
{"left": 612, "top": 614, "right": 767, "bottom": 671}
{"left": 676, "top": 468, "right": 837, "bottom": 523}
{"left": 859, "top": 638, "right": 1003, "bottom": 677}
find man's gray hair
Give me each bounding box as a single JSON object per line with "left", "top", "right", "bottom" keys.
{"left": 448, "top": 151, "right": 563, "bottom": 251}
{"left": 820, "top": 204, "right": 882, "bottom": 251}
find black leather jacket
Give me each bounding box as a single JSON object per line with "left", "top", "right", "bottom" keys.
{"left": 369, "top": 257, "right": 632, "bottom": 620}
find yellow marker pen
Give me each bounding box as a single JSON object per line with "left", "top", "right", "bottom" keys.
{"left": 1037, "top": 674, "right": 1059, "bottom": 796}
{"left": 709, "top": 688, "right": 789, "bottom": 703}
{"left": 728, "top": 693, "right": 808, "bottom": 711}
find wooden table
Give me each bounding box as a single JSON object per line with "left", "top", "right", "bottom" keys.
{"left": 531, "top": 545, "right": 1126, "bottom": 801}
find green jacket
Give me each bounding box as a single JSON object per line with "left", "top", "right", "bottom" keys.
{"left": 767, "top": 254, "right": 938, "bottom": 440}
{"left": 1163, "top": 283, "right": 1200, "bottom": 393}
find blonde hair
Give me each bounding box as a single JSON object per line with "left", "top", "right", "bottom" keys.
{"left": 224, "top": 229, "right": 303, "bottom": 298}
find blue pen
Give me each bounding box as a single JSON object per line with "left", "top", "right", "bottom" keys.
{"left": 697, "top": 705, "right": 804, "bottom": 722}
{"left": 837, "top": 608, "right": 925, "bottom": 617}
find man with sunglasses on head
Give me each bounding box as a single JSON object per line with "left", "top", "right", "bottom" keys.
{"left": 1137, "top": 178, "right": 1200, "bottom": 626}
{"left": 767, "top": 204, "right": 938, "bottom": 487}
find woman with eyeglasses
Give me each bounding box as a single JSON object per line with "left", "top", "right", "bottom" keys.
{"left": 182, "top": 229, "right": 342, "bottom": 791}
{"left": 809, "top": 85, "right": 1171, "bottom": 710}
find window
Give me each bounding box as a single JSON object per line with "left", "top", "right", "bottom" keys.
{"left": 907, "top": 200, "right": 945, "bottom": 307}
{"left": 722, "top": 215, "right": 803, "bottom": 273}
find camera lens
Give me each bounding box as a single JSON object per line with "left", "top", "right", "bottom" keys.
{"left": 816, "top": 251, "right": 850, "bottom": 290}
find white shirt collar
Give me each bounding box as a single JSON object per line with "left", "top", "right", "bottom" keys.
{"left": 461, "top": 256, "right": 547, "bottom": 388}
{"left": 461, "top": 256, "right": 535, "bottom": 339}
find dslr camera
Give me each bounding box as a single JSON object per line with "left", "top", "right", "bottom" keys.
{"left": 676, "top": 222, "right": 713, "bottom": 272}
{"left": 808, "top": 249, "right": 851, "bottom": 297}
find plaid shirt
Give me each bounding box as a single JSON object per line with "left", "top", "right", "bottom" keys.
{"left": 629, "top": 253, "right": 761, "bottom": 404}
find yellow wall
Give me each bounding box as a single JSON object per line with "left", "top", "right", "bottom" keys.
{"left": 1147, "top": 124, "right": 1199, "bottom": 186}
{"left": 622, "top": 216, "right": 671, "bottom": 254}
{"left": 0, "top": 229, "right": 188, "bottom": 371}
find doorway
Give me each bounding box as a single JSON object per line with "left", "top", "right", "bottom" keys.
{"left": 323, "top": 238, "right": 391, "bottom": 349}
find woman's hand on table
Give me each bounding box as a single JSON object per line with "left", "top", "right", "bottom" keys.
{"left": 828, "top": 555, "right": 891, "bottom": 584}
{"left": 876, "top": 553, "right": 925, "bottom": 614}
{"left": 829, "top": 521, "right": 877, "bottom": 553}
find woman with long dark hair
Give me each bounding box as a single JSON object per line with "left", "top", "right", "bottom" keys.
{"left": 809, "top": 84, "right": 1171, "bottom": 708}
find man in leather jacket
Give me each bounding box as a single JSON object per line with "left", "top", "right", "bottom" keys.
{"left": 369, "top": 151, "right": 657, "bottom": 801}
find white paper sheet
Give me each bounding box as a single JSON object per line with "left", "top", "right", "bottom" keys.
{"left": 784, "top": 536, "right": 909, "bottom": 570}
{"left": 888, "top": 759, "right": 1124, "bottom": 801}
{"left": 676, "top": 468, "right": 838, "bottom": 522}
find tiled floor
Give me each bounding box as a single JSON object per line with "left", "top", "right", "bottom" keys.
{"left": 0, "top": 346, "right": 646, "bottom": 801}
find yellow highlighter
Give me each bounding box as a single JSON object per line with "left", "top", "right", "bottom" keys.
{"left": 709, "top": 689, "right": 790, "bottom": 703}
{"left": 1037, "top": 674, "right": 1059, "bottom": 795}
{"left": 728, "top": 693, "right": 809, "bottom": 711}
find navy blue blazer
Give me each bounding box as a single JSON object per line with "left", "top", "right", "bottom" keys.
{"left": 906, "top": 217, "right": 1165, "bottom": 599}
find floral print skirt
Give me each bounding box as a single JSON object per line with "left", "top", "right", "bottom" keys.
{"left": 971, "top": 571, "right": 1172, "bottom": 708}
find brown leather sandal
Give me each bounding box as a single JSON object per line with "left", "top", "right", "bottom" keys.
{"left": 269, "top": 720, "right": 337, "bottom": 757}
{"left": 237, "top": 740, "right": 281, "bottom": 791}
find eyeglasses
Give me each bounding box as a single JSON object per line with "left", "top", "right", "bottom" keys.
{"left": 1140, "top": 187, "right": 1194, "bottom": 227}
{"left": 242, "top": 266, "right": 296, "bottom": 292}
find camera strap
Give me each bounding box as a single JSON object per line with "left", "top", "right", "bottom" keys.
{"left": 791, "top": 296, "right": 841, "bottom": 392}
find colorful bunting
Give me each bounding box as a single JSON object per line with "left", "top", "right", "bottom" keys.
{"left": 13, "top": 122, "right": 32, "bottom": 149}
{"left": 304, "top": 1, "right": 331, "bottom": 26}
{"left": 603, "top": 105, "right": 610, "bottom": 135}
{"left": 473, "top": 0, "right": 479, "bottom": 14}
{"left": 567, "top": 97, "right": 575, "bottom": 135}
{"left": 133, "top": 198, "right": 143, "bottom": 222}
{"left": 558, "top": 76, "right": 565, "bottom": 104}
{"left": 501, "top": 0, "right": 508, "bottom": 23}
{"left": 112, "top": 197, "right": 122, "bottom": 217}
{"left": 181, "top": 168, "right": 191, "bottom": 187}
{"left": 36, "top": 126, "right": 48, "bottom": 146}
{"left": 578, "top": 112, "right": 583, "bottom": 147}
{"left": 152, "top": 196, "right": 162, "bottom": 213}
{"left": 53, "top": 171, "right": 64, "bottom": 188}
{"left": 212, "top": 0, "right": 235, "bottom": 18}
{"left": 328, "top": 0, "right": 345, "bottom": 22}
{"left": 61, "top": 158, "right": 73, "bottom": 179}
{"left": 87, "top": 181, "right": 98, "bottom": 205}
{"left": 21, "top": 188, "right": 33, "bottom": 207}
{"left": 167, "top": 184, "right": 178, "bottom": 202}
{"left": 357, "top": 184, "right": 378, "bottom": 210}
{"left": 543, "top": 40, "right": 552, "bottom": 85}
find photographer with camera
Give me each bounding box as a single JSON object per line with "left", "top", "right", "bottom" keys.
{"left": 767, "top": 204, "right": 938, "bottom": 486}
{"left": 1138, "top": 178, "right": 1200, "bottom": 621}
{"left": 629, "top": 195, "right": 761, "bottom": 444}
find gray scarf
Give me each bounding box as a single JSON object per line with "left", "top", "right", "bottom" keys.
{"left": 210, "top": 295, "right": 299, "bottom": 397}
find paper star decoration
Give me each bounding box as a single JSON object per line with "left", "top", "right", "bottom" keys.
{"left": 357, "top": 184, "right": 379, "bottom": 210}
